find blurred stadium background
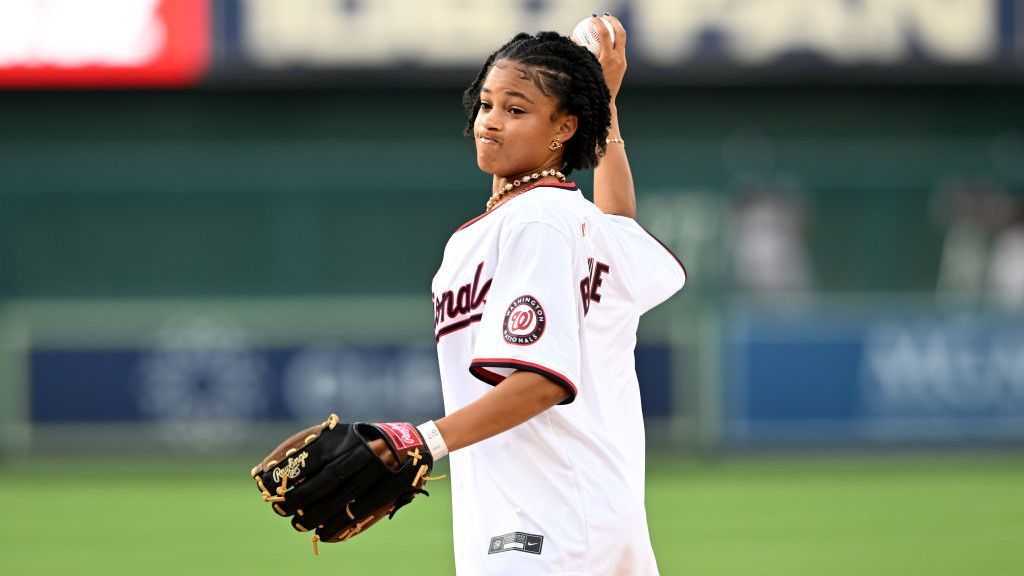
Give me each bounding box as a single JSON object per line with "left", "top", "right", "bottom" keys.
{"left": 1, "top": 1, "right": 1023, "bottom": 574}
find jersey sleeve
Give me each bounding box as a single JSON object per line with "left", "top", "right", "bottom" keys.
{"left": 469, "top": 221, "right": 581, "bottom": 404}
{"left": 603, "top": 214, "right": 687, "bottom": 314}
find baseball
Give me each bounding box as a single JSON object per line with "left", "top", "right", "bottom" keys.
{"left": 570, "top": 16, "right": 615, "bottom": 57}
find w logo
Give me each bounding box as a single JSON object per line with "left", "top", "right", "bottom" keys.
{"left": 502, "top": 296, "right": 546, "bottom": 346}
{"left": 509, "top": 310, "right": 535, "bottom": 332}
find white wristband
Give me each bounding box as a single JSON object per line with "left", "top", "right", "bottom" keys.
{"left": 416, "top": 420, "right": 449, "bottom": 461}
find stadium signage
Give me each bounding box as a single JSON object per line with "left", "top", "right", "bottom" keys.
{"left": 1, "top": 0, "right": 1014, "bottom": 87}
{"left": 725, "top": 312, "right": 1024, "bottom": 444}
{"left": 863, "top": 322, "right": 1024, "bottom": 415}
{"left": 232, "top": 0, "right": 1003, "bottom": 68}
{"left": 633, "top": 0, "right": 998, "bottom": 65}
{"left": 0, "top": 0, "right": 209, "bottom": 87}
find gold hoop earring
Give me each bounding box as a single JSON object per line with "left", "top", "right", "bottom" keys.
{"left": 548, "top": 140, "right": 562, "bottom": 151}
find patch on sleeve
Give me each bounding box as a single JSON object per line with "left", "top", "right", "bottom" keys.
{"left": 502, "top": 295, "right": 546, "bottom": 346}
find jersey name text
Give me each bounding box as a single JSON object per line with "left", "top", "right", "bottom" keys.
{"left": 579, "top": 258, "right": 611, "bottom": 315}
{"left": 434, "top": 261, "right": 492, "bottom": 329}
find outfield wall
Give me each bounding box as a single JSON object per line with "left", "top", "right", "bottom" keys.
{"left": 3, "top": 295, "right": 1022, "bottom": 455}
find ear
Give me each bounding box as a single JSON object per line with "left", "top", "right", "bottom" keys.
{"left": 553, "top": 113, "right": 578, "bottom": 143}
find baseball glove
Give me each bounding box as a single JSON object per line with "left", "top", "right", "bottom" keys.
{"left": 251, "top": 414, "right": 443, "bottom": 554}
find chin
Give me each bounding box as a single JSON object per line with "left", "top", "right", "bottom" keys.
{"left": 476, "top": 154, "right": 501, "bottom": 176}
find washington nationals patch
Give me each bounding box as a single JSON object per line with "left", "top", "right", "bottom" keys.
{"left": 502, "top": 295, "right": 546, "bottom": 345}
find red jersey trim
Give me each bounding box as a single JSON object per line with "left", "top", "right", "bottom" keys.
{"left": 435, "top": 313, "right": 483, "bottom": 342}
{"left": 455, "top": 182, "right": 579, "bottom": 233}
{"left": 469, "top": 358, "right": 577, "bottom": 405}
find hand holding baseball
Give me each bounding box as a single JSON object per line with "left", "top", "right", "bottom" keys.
{"left": 590, "top": 14, "right": 628, "bottom": 102}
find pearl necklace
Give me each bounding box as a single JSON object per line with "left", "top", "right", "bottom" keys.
{"left": 486, "top": 169, "right": 567, "bottom": 211}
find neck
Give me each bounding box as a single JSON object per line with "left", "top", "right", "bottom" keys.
{"left": 492, "top": 165, "right": 563, "bottom": 194}
{"left": 486, "top": 166, "right": 567, "bottom": 212}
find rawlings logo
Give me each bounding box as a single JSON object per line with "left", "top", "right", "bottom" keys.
{"left": 272, "top": 451, "right": 309, "bottom": 483}
{"left": 377, "top": 422, "right": 422, "bottom": 451}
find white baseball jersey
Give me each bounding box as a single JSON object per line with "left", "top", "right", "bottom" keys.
{"left": 431, "top": 183, "right": 686, "bottom": 575}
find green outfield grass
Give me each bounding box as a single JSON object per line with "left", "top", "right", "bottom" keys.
{"left": 2, "top": 454, "right": 1022, "bottom": 575}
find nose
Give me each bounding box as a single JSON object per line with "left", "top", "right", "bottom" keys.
{"left": 478, "top": 108, "right": 501, "bottom": 133}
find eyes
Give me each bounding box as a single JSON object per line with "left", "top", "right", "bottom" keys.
{"left": 479, "top": 101, "right": 525, "bottom": 115}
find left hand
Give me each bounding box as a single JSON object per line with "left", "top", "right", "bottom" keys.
{"left": 369, "top": 438, "right": 399, "bottom": 470}
{"left": 592, "top": 14, "right": 628, "bottom": 102}
{"left": 250, "top": 417, "right": 439, "bottom": 549}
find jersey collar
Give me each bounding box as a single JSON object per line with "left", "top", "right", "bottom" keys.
{"left": 455, "top": 181, "right": 579, "bottom": 233}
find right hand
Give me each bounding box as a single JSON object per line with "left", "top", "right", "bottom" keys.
{"left": 592, "top": 14, "right": 627, "bottom": 102}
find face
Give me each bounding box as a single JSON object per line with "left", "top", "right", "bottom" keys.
{"left": 473, "top": 59, "right": 577, "bottom": 178}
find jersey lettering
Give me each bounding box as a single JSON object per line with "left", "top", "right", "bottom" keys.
{"left": 434, "top": 261, "right": 491, "bottom": 329}
{"left": 579, "top": 257, "right": 611, "bottom": 315}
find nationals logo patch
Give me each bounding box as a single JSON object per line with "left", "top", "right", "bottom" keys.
{"left": 503, "top": 295, "right": 546, "bottom": 345}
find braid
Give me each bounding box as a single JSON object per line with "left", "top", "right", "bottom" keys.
{"left": 463, "top": 31, "right": 612, "bottom": 175}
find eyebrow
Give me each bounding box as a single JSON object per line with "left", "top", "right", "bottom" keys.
{"left": 480, "top": 87, "right": 534, "bottom": 104}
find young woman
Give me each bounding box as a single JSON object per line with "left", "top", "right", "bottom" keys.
{"left": 393, "top": 16, "right": 685, "bottom": 575}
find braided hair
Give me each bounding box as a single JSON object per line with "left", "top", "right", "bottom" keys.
{"left": 463, "top": 31, "right": 612, "bottom": 176}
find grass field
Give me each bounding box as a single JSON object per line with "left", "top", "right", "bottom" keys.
{"left": 2, "top": 454, "right": 1023, "bottom": 575}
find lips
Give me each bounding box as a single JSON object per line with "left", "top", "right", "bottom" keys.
{"left": 477, "top": 134, "right": 501, "bottom": 145}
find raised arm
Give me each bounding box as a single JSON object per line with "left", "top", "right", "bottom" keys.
{"left": 592, "top": 14, "right": 636, "bottom": 219}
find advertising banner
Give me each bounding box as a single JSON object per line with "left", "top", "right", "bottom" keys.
{"left": 217, "top": 0, "right": 1022, "bottom": 85}
{"left": 1, "top": 0, "right": 1020, "bottom": 88}
{"left": 0, "top": 0, "right": 210, "bottom": 87}
{"left": 29, "top": 342, "right": 672, "bottom": 447}
{"left": 724, "top": 309, "right": 1024, "bottom": 444}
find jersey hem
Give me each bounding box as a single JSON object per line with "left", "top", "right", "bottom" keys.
{"left": 469, "top": 358, "right": 577, "bottom": 405}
